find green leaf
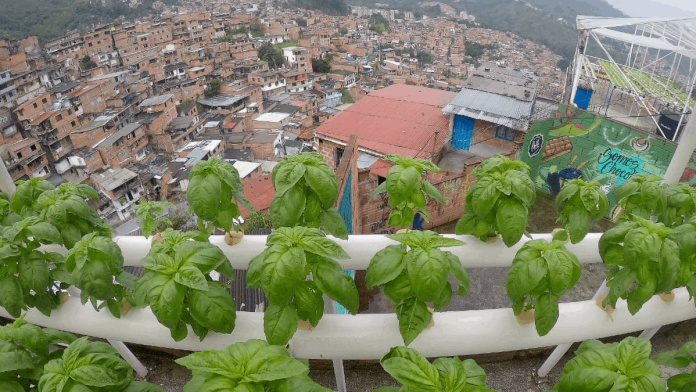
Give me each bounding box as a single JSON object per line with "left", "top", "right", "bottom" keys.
{"left": 175, "top": 241, "right": 228, "bottom": 275}
{"left": 406, "top": 249, "right": 449, "bottom": 302}
{"left": 304, "top": 164, "right": 338, "bottom": 209}
{"left": 0, "top": 276, "right": 24, "bottom": 317}
{"left": 264, "top": 303, "right": 299, "bottom": 346}
{"left": 386, "top": 166, "right": 422, "bottom": 207}
{"left": 150, "top": 279, "right": 185, "bottom": 329}
{"left": 380, "top": 346, "right": 441, "bottom": 390}
{"left": 566, "top": 208, "right": 591, "bottom": 244}
{"left": 384, "top": 272, "right": 415, "bottom": 302}
{"left": 626, "top": 277, "right": 657, "bottom": 315}
{"left": 273, "top": 375, "right": 334, "bottom": 392}
{"left": 544, "top": 248, "right": 577, "bottom": 295}
{"left": 187, "top": 174, "right": 222, "bottom": 222}
{"left": 633, "top": 374, "right": 667, "bottom": 392}
{"left": 433, "top": 357, "right": 467, "bottom": 391}
{"left": 27, "top": 221, "right": 63, "bottom": 245}
{"left": 190, "top": 282, "right": 236, "bottom": 335}
{"left": 243, "top": 353, "right": 309, "bottom": 383}
{"left": 274, "top": 162, "right": 306, "bottom": 197}
{"left": 366, "top": 244, "right": 408, "bottom": 288}
{"left": 0, "top": 347, "right": 34, "bottom": 373}
{"left": 496, "top": 197, "right": 528, "bottom": 247}
{"left": 18, "top": 253, "right": 51, "bottom": 292}
{"left": 421, "top": 181, "right": 443, "bottom": 204}
{"left": 174, "top": 264, "right": 209, "bottom": 290}
{"left": 461, "top": 358, "right": 487, "bottom": 386}
{"left": 320, "top": 207, "right": 349, "bottom": 240}
{"left": 271, "top": 184, "right": 306, "bottom": 228}
{"left": 297, "top": 236, "right": 349, "bottom": 260}
{"left": 175, "top": 351, "right": 240, "bottom": 379}
{"left": 534, "top": 293, "right": 560, "bottom": 336}
{"left": 261, "top": 246, "right": 307, "bottom": 303}
{"left": 455, "top": 213, "right": 477, "bottom": 235}
{"left": 615, "top": 337, "right": 651, "bottom": 376}
{"left": 506, "top": 248, "right": 547, "bottom": 301}
{"left": 0, "top": 381, "right": 24, "bottom": 392}
{"left": 293, "top": 282, "right": 324, "bottom": 327}
{"left": 445, "top": 252, "right": 469, "bottom": 296}
{"left": 394, "top": 298, "right": 432, "bottom": 346}
{"left": 312, "top": 258, "right": 358, "bottom": 314}
{"left": 432, "top": 282, "right": 452, "bottom": 311}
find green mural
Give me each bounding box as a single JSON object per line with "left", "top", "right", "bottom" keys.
{"left": 521, "top": 104, "right": 696, "bottom": 217}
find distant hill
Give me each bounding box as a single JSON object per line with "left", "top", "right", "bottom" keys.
{"left": 603, "top": 0, "right": 696, "bottom": 18}
{"left": 294, "top": 0, "right": 349, "bottom": 15}
{"left": 0, "top": 0, "right": 178, "bottom": 40}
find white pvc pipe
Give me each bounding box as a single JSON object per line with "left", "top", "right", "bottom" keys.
{"left": 99, "top": 233, "right": 604, "bottom": 269}
{"left": 109, "top": 340, "right": 148, "bottom": 377}
{"left": 2, "top": 288, "right": 692, "bottom": 360}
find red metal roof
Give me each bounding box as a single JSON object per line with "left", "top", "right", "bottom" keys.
{"left": 29, "top": 110, "right": 58, "bottom": 125}
{"left": 239, "top": 175, "right": 275, "bottom": 217}
{"left": 369, "top": 159, "right": 392, "bottom": 178}
{"left": 315, "top": 85, "right": 457, "bottom": 159}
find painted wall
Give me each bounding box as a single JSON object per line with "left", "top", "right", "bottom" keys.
{"left": 521, "top": 104, "right": 696, "bottom": 216}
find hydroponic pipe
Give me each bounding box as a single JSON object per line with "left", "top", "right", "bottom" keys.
{"left": 2, "top": 288, "right": 693, "bottom": 360}
{"left": 106, "top": 233, "right": 604, "bottom": 269}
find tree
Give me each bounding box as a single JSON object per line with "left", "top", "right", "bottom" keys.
{"left": 416, "top": 51, "right": 432, "bottom": 64}
{"left": 312, "top": 58, "right": 331, "bottom": 73}
{"left": 369, "top": 14, "right": 389, "bottom": 33}
{"left": 339, "top": 27, "right": 348, "bottom": 35}
{"left": 250, "top": 20, "right": 263, "bottom": 37}
{"left": 294, "top": 18, "right": 307, "bottom": 27}
{"left": 557, "top": 58, "right": 570, "bottom": 70}
{"left": 79, "top": 55, "right": 97, "bottom": 70}
{"left": 258, "top": 43, "right": 284, "bottom": 69}
{"left": 205, "top": 79, "right": 221, "bottom": 98}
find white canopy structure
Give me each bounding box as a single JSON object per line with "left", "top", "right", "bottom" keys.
{"left": 569, "top": 16, "right": 696, "bottom": 141}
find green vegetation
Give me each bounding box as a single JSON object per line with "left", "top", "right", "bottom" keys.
{"left": 258, "top": 43, "right": 284, "bottom": 69}
{"left": 341, "top": 88, "right": 354, "bottom": 103}
{"left": 217, "top": 26, "right": 249, "bottom": 42}
{"left": 0, "top": 0, "right": 178, "bottom": 40}
{"left": 294, "top": 18, "right": 307, "bottom": 27}
{"left": 465, "top": 41, "right": 495, "bottom": 60}
{"left": 293, "top": 0, "right": 348, "bottom": 15}
{"left": 79, "top": 55, "right": 97, "bottom": 70}
{"left": 250, "top": 19, "right": 264, "bottom": 37}
{"left": 369, "top": 13, "right": 389, "bottom": 33}
{"left": 416, "top": 50, "right": 433, "bottom": 64}
{"left": 274, "top": 40, "right": 300, "bottom": 49}
{"left": 598, "top": 60, "right": 640, "bottom": 92}
{"left": 204, "top": 79, "right": 222, "bottom": 98}
{"left": 312, "top": 52, "right": 333, "bottom": 73}
{"left": 421, "top": 3, "right": 442, "bottom": 17}
{"left": 623, "top": 67, "right": 695, "bottom": 107}
{"left": 244, "top": 210, "right": 272, "bottom": 233}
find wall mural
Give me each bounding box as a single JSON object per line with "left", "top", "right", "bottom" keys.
{"left": 521, "top": 104, "right": 696, "bottom": 216}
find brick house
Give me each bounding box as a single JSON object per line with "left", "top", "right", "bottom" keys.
{"left": 90, "top": 166, "right": 144, "bottom": 223}
{"left": 93, "top": 122, "right": 152, "bottom": 168}
{"left": 3, "top": 137, "right": 50, "bottom": 181}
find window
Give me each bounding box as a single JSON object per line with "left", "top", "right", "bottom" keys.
{"left": 30, "top": 145, "right": 36, "bottom": 151}
{"left": 42, "top": 98, "right": 48, "bottom": 104}
{"left": 494, "top": 125, "right": 516, "bottom": 142}
{"left": 71, "top": 121, "right": 76, "bottom": 127}
{"left": 17, "top": 152, "right": 22, "bottom": 159}
{"left": 55, "top": 114, "right": 63, "bottom": 121}
{"left": 33, "top": 103, "right": 38, "bottom": 108}
{"left": 334, "top": 147, "right": 345, "bottom": 168}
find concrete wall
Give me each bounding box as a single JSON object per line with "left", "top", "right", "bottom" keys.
{"left": 520, "top": 104, "right": 696, "bottom": 216}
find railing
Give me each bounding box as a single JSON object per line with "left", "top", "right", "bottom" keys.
{"left": 1, "top": 233, "right": 693, "bottom": 361}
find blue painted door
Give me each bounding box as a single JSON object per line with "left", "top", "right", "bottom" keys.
{"left": 452, "top": 115, "right": 474, "bottom": 150}
{"left": 574, "top": 88, "right": 593, "bottom": 110}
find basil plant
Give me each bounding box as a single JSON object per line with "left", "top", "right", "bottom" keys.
{"left": 270, "top": 152, "right": 348, "bottom": 239}
{"left": 554, "top": 179, "right": 608, "bottom": 243}
{"left": 366, "top": 230, "right": 468, "bottom": 345}
{"left": 456, "top": 154, "right": 535, "bottom": 247}
{"left": 372, "top": 346, "right": 498, "bottom": 392}
{"left": 599, "top": 216, "right": 679, "bottom": 314}
{"left": 550, "top": 337, "right": 665, "bottom": 392}
{"left": 248, "top": 226, "right": 358, "bottom": 345}
{"left": 505, "top": 232, "right": 580, "bottom": 336}
{"left": 614, "top": 173, "right": 666, "bottom": 222}
{"left": 372, "top": 154, "right": 443, "bottom": 230}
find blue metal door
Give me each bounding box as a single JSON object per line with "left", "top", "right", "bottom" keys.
{"left": 452, "top": 115, "right": 474, "bottom": 150}
{"left": 574, "top": 88, "right": 593, "bottom": 110}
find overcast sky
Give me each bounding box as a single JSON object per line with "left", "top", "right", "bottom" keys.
{"left": 650, "top": 0, "right": 696, "bottom": 14}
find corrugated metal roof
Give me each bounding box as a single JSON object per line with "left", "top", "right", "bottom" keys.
{"left": 442, "top": 89, "right": 535, "bottom": 131}
{"left": 315, "top": 85, "right": 453, "bottom": 159}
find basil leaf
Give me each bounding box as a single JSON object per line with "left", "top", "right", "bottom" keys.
{"left": 261, "top": 246, "right": 307, "bottom": 304}
{"left": 432, "top": 282, "right": 452, "bottom": 311}
{"left": 626, "top": 276, "right": 657, "bottom": 315}
{"left": 264, "top": 303, "right": 299, "bottom": 346}
{"left": 462, "top": 358, "right": 487, "bottom": 386}
{"left": 123, "top": 381, "right": 167, "bottom": 392}
{"left": 304, "top": 164, "right": 338, "bottom": 209}
{"left": 297, "top": 236, "right": 349, "bottom": 260}
{"left": 496, "top": 197, "right": 528, "bottom": 247}
{"left": 543, "top": 248, "right": 575, "bottom": 295}
{"left": 405, "top": 248, "right": 449, "bottom": 302}
{"left": 293, "top": 282, "right": 324, "bottom": 327}
{"left": 394, "top": 298, "right": 431, "bottom": 346}
{"left": 506, "top": 249, "right": 546, "bottom": 301}
{"left": 534, "top": 293, "right": 559, "bottom": 336}
{"left": 272, "top": 375, "right": 334, "bottom": 392}
{"left": 616, "top": 337, "right": 651, "bottom": 377}
{"left": 150, "top": 279, "right": 185, "bottom": 329}
{"left": 445, "top": 251, "right": 470, "bottom": 296}
{"left": 271, "top": 185, "right": 306, "bottom": 228}
{"left": 0, "top": 276, "right": 25, "bottom": 317}
{"left": 319, "top": 207, "right": 349, "bottom": 240}
{"left": 175, "top": 241, "right": 228, "bottom": 275}
{"left": 433, "top": 357, "right": 467, "bottom": 391}
{"left": 174, "top": 264, "right": 209, "bottom": 291}
{"left": 366, "top": 244, "right": 408, "bottom": 288}
{"left": 384, "top": 272, "right": 415, "bottom": 302}
{"left": 386, "top": 166, "right": 421, "bottom": 207}
{"left": 274, "top": 162, "right": 306, "bottom": 197}
{"left": 18, "top": 253, "right": 50, "bottom": 292}
{"left": 175, "top": 351, "right": 240, "bottom": 379}
{"left": 190, "top": 282, "right": 236, "bottom": 334}
{"left": 380, "top": 346, "right": 440, "bottom": 390}
{"left": 421, "top": 181, "right": 443, "bottom": 204}
{"left": 312, "top": 258, "right": 358, "bottom": 314}
{"left": 187, "top": 174, "right": 222, "bottom": 223}
{"left": 243, "top": 355, "right": 309, "bottom": 383}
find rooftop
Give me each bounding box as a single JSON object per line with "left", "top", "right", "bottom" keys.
{"left": 91, "top": 167, "right": 138, "bottom": 191}
{"left": 253, "top": 112, "right": 290, "bottom": 123}
{"left": 314, "top": 84, "right": 457, "bottom": 158}
{"left": 197, "top": 94, "right": 246, "bottom": 107}
{"left": 94, "top": 122, "right": 142, "bottom": 149}
{"left": 138, "top": 94, "right": 174, "bottom": 107}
